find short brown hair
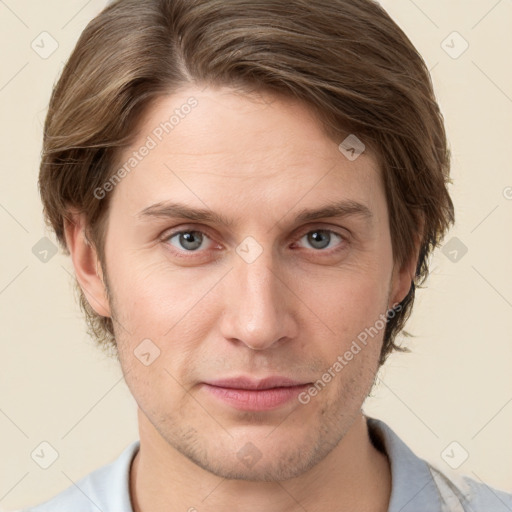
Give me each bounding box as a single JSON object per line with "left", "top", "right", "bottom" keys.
{"left": 39, "top": 0, "right": 454, "bottom": 364}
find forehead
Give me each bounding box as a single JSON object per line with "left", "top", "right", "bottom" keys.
{"left": 109, "top": 85, "right": 384, "bottom": 223}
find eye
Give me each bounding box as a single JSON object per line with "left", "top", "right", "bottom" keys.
{"left": 166, "top": 230, "right": 212, "bottom": 252}
{"left": 297, "top": 229, "right": 345, "bottom": 251}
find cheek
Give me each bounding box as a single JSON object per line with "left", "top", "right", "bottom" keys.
{"left": 107, "top": 256, "right": 225, "bottom": 379}
{"left": 307, "top": 263, "right": 391, "bottom": 338}
{"left": 108, "top": 254, "right": 197, "bottom": 322}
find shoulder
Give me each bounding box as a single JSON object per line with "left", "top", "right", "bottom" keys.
{"left": 427, "top": 464, "right": 512, "bottom": 512}
{"left": 17, "top": 440, "right": 139, "bottom": 512}
{"left": 366, "top": 416, "right": 512, "bottom": 512}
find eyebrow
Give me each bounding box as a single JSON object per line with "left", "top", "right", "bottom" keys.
{"left": 137, "top": 201, "right": 234, "bottom": 226}
{"left": 136, "top": 199, "right": 373, "bottom": 227}
{"left": 294, "top": 200, "right": 373, "bottom": 225}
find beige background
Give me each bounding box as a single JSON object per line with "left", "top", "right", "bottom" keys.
{"left": 1, "top": 0, "right": 511, "bottom": 509}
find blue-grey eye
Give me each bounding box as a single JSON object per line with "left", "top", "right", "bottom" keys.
{"left": 169, "top": 231, "right": 204, "bottom": 251}
{"left": 302, "top": 230, "right": 342, "bottom": 250}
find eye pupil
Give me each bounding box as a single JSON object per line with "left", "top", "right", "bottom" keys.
{"left": 308, "top": 230, "right": 330, "bottom": 250}
{"left": 180, "top": 231, "right": 203, "bottom": 250}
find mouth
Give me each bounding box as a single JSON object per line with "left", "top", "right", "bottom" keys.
{"left": 201, "top": 376, "right": 312, "bottom": 411}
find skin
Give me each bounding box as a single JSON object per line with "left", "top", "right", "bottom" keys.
{"left": 65, "top": 85, "right": 418, "bottom": 512}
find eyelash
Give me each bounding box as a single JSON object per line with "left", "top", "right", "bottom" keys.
{"left": 159, "top": 226, "right": 348, "bottom": 258}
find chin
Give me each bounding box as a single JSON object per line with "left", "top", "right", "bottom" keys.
{"left": 171, "top": 423, "right": 337, "bottom": 482}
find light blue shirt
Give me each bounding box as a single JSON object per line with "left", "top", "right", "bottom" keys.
{"left": 17, "top": 417, "right": 512, "bottom": 512}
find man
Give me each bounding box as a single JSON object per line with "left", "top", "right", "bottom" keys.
{"left": 22, "top": 0, "right": 511, "bottom": 511}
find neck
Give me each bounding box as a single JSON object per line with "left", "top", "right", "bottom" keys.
{"left": 130, "top": 412, "right": 391, "bottom": 512}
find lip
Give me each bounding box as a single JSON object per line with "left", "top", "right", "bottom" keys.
{"left": 205, "top": 376, "right": 308, "bottom": 390}
{"left": 201, "top": 376, "right": 311, "bottom": 411}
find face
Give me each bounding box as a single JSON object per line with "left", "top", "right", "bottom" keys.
{"left": 91, "top": 85, "right": 411, "bottom": 481}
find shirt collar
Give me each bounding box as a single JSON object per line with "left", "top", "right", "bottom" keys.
{"left": 366, "top": 416, "right": 444, "bottom": 512}
{"left": 104, "top": 439, "right": 139, "bottom": 512}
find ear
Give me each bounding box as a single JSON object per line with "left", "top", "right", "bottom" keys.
{"left": 389, "top": 223, "right": 423, "bottom": 308}
{"left": 63, "top": 210, "right": 111, "bottom": 318}
{"left": 389, "top": 255, "right": 416, "bottom": 308}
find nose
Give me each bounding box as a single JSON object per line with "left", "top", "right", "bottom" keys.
{"left": 219, "top": 248, "right": 299, "bottom": 351}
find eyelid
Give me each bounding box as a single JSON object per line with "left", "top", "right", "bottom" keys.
{"left": 159, "top": 223, "right": 349, "bottom": 253}
{"left": 291, "top": 223, "right": 350, "bottom": 242}
{"left": 160, "top": 226, "right": 217, "bottom": 248}
{"left": 292, "top": 226, "right": 347, "bottom": 250}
